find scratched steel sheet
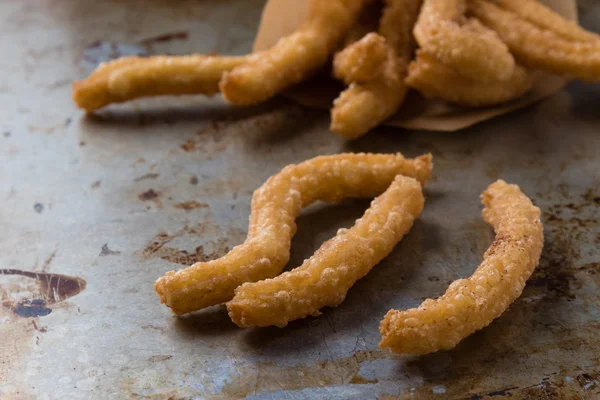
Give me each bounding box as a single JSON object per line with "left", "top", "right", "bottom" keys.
{"left": 1, "top": 0, "right": 599, "bottom": 399}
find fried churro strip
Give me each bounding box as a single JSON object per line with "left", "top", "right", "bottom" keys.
{"left": 380, "top": 180, "right": 543, "bottom": 354}
{"left": 495, "top": 0, "right": 600, "bottom": 43}
{"left": 220, "top": 0, "right": 367, "bottom": 105}
{"left": 334, "top": 32, "right": 388, "bottom": 85}
{"left": 330, "top": 0, "right": 421, "bottom": 139}
{"left": 228, "top": 175, "right": 424, "bottom": 328}
{"left": 414, "top": 0, "right": 515, "bottom": 82}
{"left": 469, "top": 0, "right": 600, "bottom": 82}
{"left": 406, "top": 51, "right": 533, "bottom": 107}
{"left": 155, "top": 153, "right": 433, "bottom": 315}
{"left": 72, "top": 55, "right": 247, "bottom": 112}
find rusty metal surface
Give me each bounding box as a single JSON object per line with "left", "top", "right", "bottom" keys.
{"left": 1, "top": 0, "right": 599, "bottom": 399}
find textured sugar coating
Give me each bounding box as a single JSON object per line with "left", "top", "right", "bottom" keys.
{"left": 406, "top": 50, "right": 532, "bottom": 107}
{"left": 380, "top": 180, "right": 544, "bottom": 354}
{"left": 228, "top": 175, "right": 424, "bottom": 328}
{"left": 330, "top": 0, "right": 421, "bottom": 139}
{"left": 219, "top": 0, "right": 367, "bottom": 105}
{"left": 333, "top": 32, "right": 388, "bottom": 85}
{"left": 414, "top": 0, "right": 515, "bottom": 82}
{"left": 496, "top": 0, "right": 600, "bottom": 43}
{"left": 469, "top": 0, "right": 600, "bottom": 82}
{"left": 72, "top": 55, "right": 247, "bottom": 112}
{"left": 155, "top": 153, "right": 433, "bottom": 315}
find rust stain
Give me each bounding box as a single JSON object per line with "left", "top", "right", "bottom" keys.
{"left": 138, "top": 189, "right": 160, "bottom": 201}
{"left": 220, "top": 349, "right": 394, "bottom": 398}
{"left": 173, "top": 200, "right": 208, "bottom": 210}
{"left": 180, "top": 138, "right": 197, "bottom": 152}
{"left": 0, "top": 269, "right": 87, "bottom": 309}
{"left": 136, "top": 223, "right": 243, "bottom": 266}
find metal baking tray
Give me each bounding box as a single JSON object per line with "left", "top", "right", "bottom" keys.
{"left": 1, "top": 0, "right": 598, "bottom": 398}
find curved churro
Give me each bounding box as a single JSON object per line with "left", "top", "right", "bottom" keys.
{"left": 414, "top": 0, "right": 515, "bottom": 82}
{"left": 380, "top": 180, "right": 543, "bottom": 354}
{"left": 495, "top": 0, "right": 600, "bottom": 43}
{"left": 330, "top": 0, "right": 421, "bottom": 139}
{"left": 333, "top": 32, "right": 388, "bottom": 85}
{"left": 406, "top": 51, "right": 533, "bottom": 107}
{"left": 228, "top": 175, "right": 424, "bottom": 328}
{"left": 155, "top": 153, "right": 433, "bottom": 315}
{"left": 220, "top": 0, "right": 367, "bottom": 105}
{"left": 73, "top": 55, "right": 247, "bottom": 112}
{"left": 469, "top": 0, "right": 600, "bottom": 82}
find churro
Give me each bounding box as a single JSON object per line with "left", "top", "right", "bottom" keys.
{"left": 380, "top": 180, "right": 543, "bottom": 354}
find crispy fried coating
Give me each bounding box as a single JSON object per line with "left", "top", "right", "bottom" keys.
{"left": 414, "top": 0, "right": 515, "bottom": 82}
{"left": 228, "top": 175, "right": 424, "bottom": 328}
{"left": 72, "top": 55, "right": 247, "bottom": 112}
{"left": 380, "top": 180, "right": 544, "bottom": 354}
{"left": 333, "top": 32, "right": 388, "bottom": 85}
{"left": 330, "top": 0, "right": 421, "bottom": 139}
{"left": 469, "top": 0, "right": 600, "bottom": 82}
{"left": 405, "top": 51, "right": 533, "bottom": 107}
{"left": 495, "top": 0, "right": 600, "bottom": 43}
{"left": 220, "top": 0, "right": 367, "bottom": 105}
{"left": 155, "top": 153, "right": 433, "bottom": 315}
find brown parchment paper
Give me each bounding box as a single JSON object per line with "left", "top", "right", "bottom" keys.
{"left": 253, "top": 0, "right": 576, "bottom": 132}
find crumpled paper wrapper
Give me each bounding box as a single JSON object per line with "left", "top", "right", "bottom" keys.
{"left": 253, "top": 0, "right": 576, "bottom": 131}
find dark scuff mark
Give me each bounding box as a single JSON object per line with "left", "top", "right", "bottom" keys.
{"left": 134, "top": 173, "right": 160, "bottom": 182}
{"left": 139, "top": 31, "right": 189, "bottom": 46}
{"left": 82, "top": 41, "right": 148, "bottom": 72}
{"left": 189, "top": 176, "right": 199, "bottom": 185}
{"left": 149, "top": 355, "right": 173, "bottom": 362}
{"left": 485, "top": 386, "right": 518, "bottom": 397}
{"left": 13, "top": 299, "right": 52, "bottom": 318}
{"left": 91, "top": 180, "right": 101, "bottom": 189}
{"left": 349, "top": 375, "right": 378, "bottom": 385}
{"left": 173, "top": 201, "right": 208, "bottom": 211}
{"left": 33, "top": 203, "right": 44, "bottom": 213}
{"left": 65, "top": 117, "right": 72, "bottom": 127}
{"left": 3, "top": 131, "right": 10, "bottom": 137}
{"left": 138, "top": 189, "right": 160, "bottom": 201}
{"left": 31, "top": 320, "right": 47, "bottom": 333}
{"left": 0, "top": 269, "right": 86, "bottom": 304}
{"left": 79, "top": 141, "right": 86, "bottom": 147}
{"left": 41, "top": 250, "right": 57, "bottom": 272}
{"left": 99, "top": 244, "right": 121, "bottom": 256}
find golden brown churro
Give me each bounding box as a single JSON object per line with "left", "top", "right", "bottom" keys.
{"left": 495, "top": 0, "right": 600, "bottom": 43}
{"left": 220, "top": 0, "right": 368, "bottom": 105}
{"left": 414, "top": 0, "right": 515, "bottom": 82}
{"left": 228, "top": 174, "right": 424, "bottom": 328}
{"left": 155, "top": 153, "right": 432, "bottom": 315}
{"left": 469, "top": 0, "right": 600, "bottom": 82}
{"left": 406, "top": 51, "right": 533, "bottom": 107}
{"left": 72, "top": 55, "right": 247, "bottom": 112}
{"left": 380, "top": 180, "right": 543, "bottom": 354}
{"left": 330, "top": 0, "right": 421, "bottom": 139}
{"left": 333, "top": 32, "right": 388, "bottom": 85}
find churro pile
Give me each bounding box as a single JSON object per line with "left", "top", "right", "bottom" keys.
{"left": 73, "top": 0, "right": 600, "bottom": 138}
